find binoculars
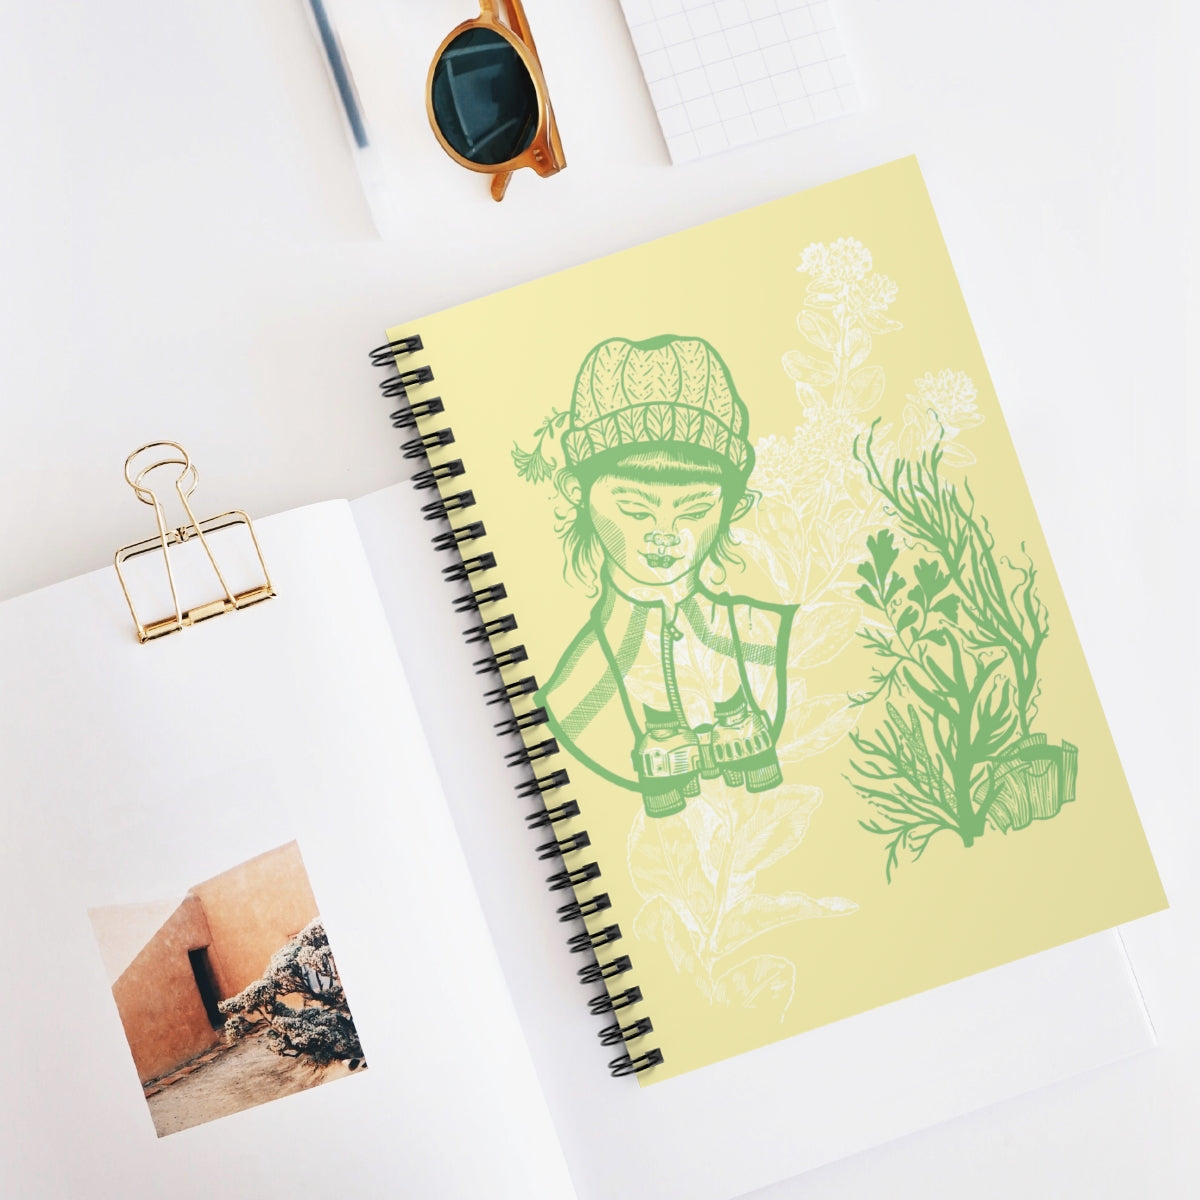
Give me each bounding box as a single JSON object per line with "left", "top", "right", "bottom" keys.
{"left": 634, "top": 688, "right": 783, "bottom": 818}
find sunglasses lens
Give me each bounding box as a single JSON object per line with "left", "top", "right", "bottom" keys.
{"left": 431, "top": 28, "right": 539, "bottom": 166}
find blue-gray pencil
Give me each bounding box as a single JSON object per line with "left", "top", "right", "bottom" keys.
{"left": 308, "top": 0, "right": 369, "bottom": 149}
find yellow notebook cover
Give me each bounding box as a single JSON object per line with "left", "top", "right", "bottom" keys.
{"left": 384, "top": 157, "right": 1166, "bottom": 1084}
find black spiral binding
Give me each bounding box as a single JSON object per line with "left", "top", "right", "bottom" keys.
{"left": 372, "top": 333, "right": 664, "bottom": 1080}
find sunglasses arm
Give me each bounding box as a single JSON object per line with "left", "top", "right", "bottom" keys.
{"left": 491, "top": 171, "right": 514, "bottom": 202}
{"left": 498, "top": 0, "right": 537, "bottom": 53}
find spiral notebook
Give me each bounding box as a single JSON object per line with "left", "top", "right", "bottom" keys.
{"left": 0, "top": 158, "right": 1168, "bottom": 1200}
{"left": 369, "top": 158, "right": 1165, "bottom": 1100}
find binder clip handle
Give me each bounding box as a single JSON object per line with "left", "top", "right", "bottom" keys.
{"left": 114, "top": 442, "right": 275, "bottom": 643}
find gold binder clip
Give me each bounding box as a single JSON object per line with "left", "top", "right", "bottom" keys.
{"left": 114, "top": 442, "right": 276, "bottom": 643}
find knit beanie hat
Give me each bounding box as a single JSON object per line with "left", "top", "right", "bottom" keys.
{"left": 562, "top": 335, "right": 754, "bottom": 477}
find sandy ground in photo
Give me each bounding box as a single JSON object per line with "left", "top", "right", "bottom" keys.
{"left": 146, "top": 1029, "right": 357, "bottom": 1137}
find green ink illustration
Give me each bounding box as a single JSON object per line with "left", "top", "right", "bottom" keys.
{"left": 510, "top": 408, "right": 571, "bottom": 485}
{"left": 848, "top": 422, "right": 1078, "bottom": 880}
{"left": 528, "top": 334, "right": 790, "bottom": 819}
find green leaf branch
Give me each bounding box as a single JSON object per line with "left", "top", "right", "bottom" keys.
{"left": 847, "top": 422, "right": 1076, "bottom": 880}
{"left": 512, "top": 408, "right": 571, "bottom": 485}
{"left": 855, "top": 420, "right": 1049, "bottom": 733}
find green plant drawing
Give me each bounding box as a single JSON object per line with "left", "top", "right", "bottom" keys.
{"left": 848, "top": 422, "right": 1078, "bottom": 880}
{"left": 511, "top": 408, "right": 571, "bottom": 485}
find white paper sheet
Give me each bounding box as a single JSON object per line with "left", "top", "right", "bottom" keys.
{"left": 0, "top": 502, "right": 574, "bottom": 1200}
{"left": 352, "top": 481, "right": 1157, "bottom": 1200}
{"left": 617, "top": 0, "right": 862, "bottom": 163}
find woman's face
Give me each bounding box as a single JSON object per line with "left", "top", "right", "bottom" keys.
{"left": 587, "top": 474, "right": 726, "bottom": 586}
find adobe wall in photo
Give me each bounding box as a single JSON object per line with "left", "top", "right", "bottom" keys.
{"left": 191, "top": 841, "right": 319, "bottom": 997}
{"left": 111, "top": 894, "right": 219, "bottom": 1084}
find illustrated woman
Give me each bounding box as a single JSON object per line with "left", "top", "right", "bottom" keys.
{"left": 538, "top": 335, "right": 795, "bottom": 818}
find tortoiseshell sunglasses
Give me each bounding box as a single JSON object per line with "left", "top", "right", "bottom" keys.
{"left": 427, "top": 0, "right": 566, "bottom": 201}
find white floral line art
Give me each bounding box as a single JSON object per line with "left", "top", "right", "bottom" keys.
{"left": 628, "top": 782, "right": 855, "bottom": 1018}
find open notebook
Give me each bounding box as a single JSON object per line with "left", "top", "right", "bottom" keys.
{"left": 0, "top": 159, "right": 1166, "bottom": 1200}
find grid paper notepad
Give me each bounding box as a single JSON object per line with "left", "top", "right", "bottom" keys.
{"left": 618, "top": 0, "right": 860, "bottom": 164}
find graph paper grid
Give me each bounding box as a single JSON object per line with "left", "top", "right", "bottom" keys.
{"left": 617, "top": 0, "right": 861, "bottom": 164}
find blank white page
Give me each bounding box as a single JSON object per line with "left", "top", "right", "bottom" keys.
{"left": 0, "top": 502, "right": 575, "bottom": 1200}
{"left": 617, "top": 0, "right": 861, "bottom": 163}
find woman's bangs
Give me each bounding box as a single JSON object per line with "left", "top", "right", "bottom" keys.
{"left": 599, "top": 446, "right": 730, "bottom": 486}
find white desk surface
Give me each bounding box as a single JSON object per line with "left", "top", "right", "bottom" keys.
{"left": 1, "top": 1, "right": 1196, "bottom": 1197}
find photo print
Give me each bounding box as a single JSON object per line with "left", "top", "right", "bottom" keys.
{"left": 89, "top": 841, "right": 365, "bottom": 1137}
